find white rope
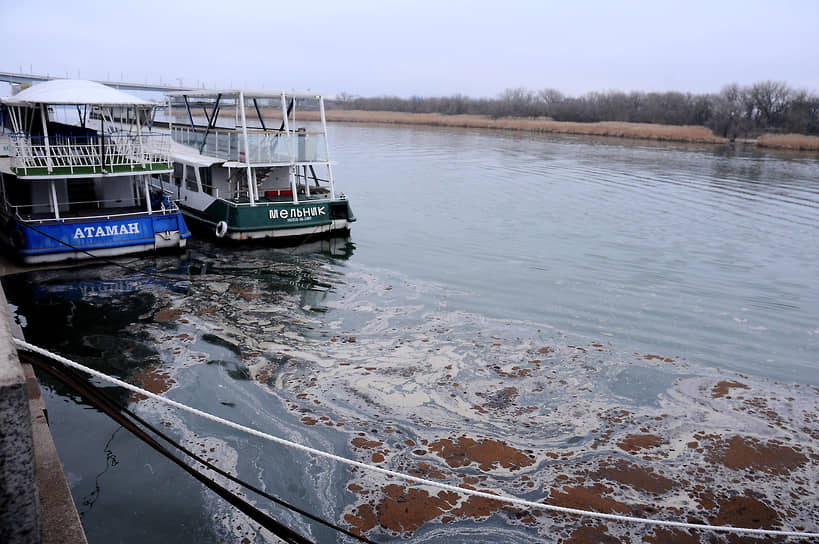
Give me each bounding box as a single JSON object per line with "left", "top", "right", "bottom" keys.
{"left": 16, "top": 338, "right": 818, "bottom": 539}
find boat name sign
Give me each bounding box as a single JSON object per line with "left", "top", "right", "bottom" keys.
{"left": 268, "top": 205, "right": 328, "bottom": 224}
{"left": 73, "top": 223, "right": 140, "bottom": 239}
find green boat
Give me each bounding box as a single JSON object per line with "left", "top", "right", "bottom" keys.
{"left": 153, "top": 89, "right": 355, "bottom": 242}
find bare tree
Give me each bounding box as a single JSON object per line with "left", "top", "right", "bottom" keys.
{"left": 326, "top": 80, "right": 818, "bottom": 136}
{"left": 748, "top": 81, "right": 791, "bottom": 128}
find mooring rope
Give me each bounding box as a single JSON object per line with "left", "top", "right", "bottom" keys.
{"left": 22, "top": 350, "right": 318, "bottom": 544}
{"left": 15, "top": 338, "right": 819, "bottom": 539}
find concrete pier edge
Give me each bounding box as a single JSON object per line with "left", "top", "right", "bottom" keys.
{"left": 1, "top": 285, "right": 87, "bottom": 543}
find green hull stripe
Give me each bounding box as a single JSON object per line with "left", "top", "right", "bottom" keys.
{"left": 180, "top": 199, "right": 354, "bottom": 232}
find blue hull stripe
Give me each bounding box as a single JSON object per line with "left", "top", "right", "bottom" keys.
{"left": 15, "top": 215, "right": 190, "bottom": 256}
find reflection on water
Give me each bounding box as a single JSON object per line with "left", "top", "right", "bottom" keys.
{"left": 5, "top": 126, "right": 819, "bottom": 543}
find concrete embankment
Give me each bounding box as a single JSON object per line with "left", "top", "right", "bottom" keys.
{"left": 0, "top": 284, "right": 87, "bottom": 543}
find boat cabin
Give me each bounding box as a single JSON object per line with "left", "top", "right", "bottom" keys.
{"left": 0, "top": 80, "right": 189, "bottom": 263}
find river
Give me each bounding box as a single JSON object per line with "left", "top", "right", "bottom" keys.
{"left": 4, "top": 123, "right": 818, "bottom": 543}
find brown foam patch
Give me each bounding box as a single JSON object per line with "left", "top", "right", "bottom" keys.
{"left": 429, "top": 435, "right": 535, "bottom": 471}
{"left": 704, "top": 435, "right": 807, "bottom": 474}
{"left": 616, "top": 434, "right": 666, "bottom": 453}
{"left": 154, "top": 308, "right": 184, "bottom": 322}
{"left": 565, "top": 525, "right": 621, "bottom": 544}
{"left": 591, "top": 460, "right": 676, "bottom": 494}
{"left": 344, "top": 503, "right": 377, "bottom": 536}
{"left": 549, "top": 483, "right": 631, "bottom": 514}
{"left": 642, "top": 527, "right": 699, "bottom": 544}
{"left": 448, "top": 492, "right": 506, "bottom": 519}
{"left": 344, "top": 483, "right": 505, "bottom": 536}
{"left": 711, "top": 380, "right": 750, "bottom": 398}
{"left": 127, "top": 365, "right": 175, "bottom": 402}
{"left": 709, "top": 496, "right": 781, "bottom": 530}
{"left": 375, "top": 485, "right": 454, "bottom": 533}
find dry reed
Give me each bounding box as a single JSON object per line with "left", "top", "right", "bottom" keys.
{"left": 296, "top": 110, "right": 726, "bottom": 144}
{"left": 756, "top": 133, "right": 819, "bottom": 151}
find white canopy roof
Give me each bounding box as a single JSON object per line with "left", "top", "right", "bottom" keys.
{"left": 1, "top": 79, "right": 158, "bottom": 107}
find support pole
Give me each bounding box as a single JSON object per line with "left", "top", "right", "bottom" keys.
{"left": 40, "top": 103, "right": 53, "bottom": 174}
{"left": 100, "top": 115, "right": 106, "bottom": 173}
{"left": 253, "top": 98, "right": 266, "bottom": 131}
{"left": 144, "top": 176, "right": 152, "bottom": 214}
{"left": 50, "top": 180, "right": 60, "bottom": 220}
{"left": 167, "top": 96, "right": 174, "bottom": 138}
{"left": 238, "top": 91, "right": 255, "bottom": 205}
{"left": 199, "top": 94, "right": 222, "bottom": 154}
{"left": 319, "top": 96, "right": 335, "bottom": 199}
{"left": 281, "top": 93, "right": 298, "bottom": 204}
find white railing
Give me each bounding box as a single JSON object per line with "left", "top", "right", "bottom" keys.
{"left": 171, "top": 127, "right": 328, "bottom": 163}
{"left": 10, "top": 199, "right": 181, "bottom": 223}
{"left": 8, "top": 133, "right": 172, "bottom": 176}
{"left": 12, "top": 208, "right": 171, "bottom": 223}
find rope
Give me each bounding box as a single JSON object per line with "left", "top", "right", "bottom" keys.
{"left": 21, "top": 351, "right": 316, "bottom": 544}
{"left": 15, "top": 338, "right": 819, "bottom": 539}
{"left": 20, "top": 350, "right": 376, "bottom": 544}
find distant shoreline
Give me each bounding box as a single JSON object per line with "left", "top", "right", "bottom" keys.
{"left": 298, "top": 109, "right": 819, "bottom": 151}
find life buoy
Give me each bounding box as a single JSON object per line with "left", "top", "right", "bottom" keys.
{"left": 215, "top": 221, "right": 228, "bottom": 238}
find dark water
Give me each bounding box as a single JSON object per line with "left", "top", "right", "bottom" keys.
{"left": 5, "top": 125, "right": 818, "bottom": 543}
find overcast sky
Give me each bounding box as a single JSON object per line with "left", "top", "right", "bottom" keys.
{"left": 2, "top": 0, "right": 817, "bottom": 99}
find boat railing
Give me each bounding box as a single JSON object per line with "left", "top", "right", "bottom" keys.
{"left": 11, "top": 201, "right": 180, "bottom": 223}
{"left": 7, "top": 133, "right": 172, "bottom": 177}
{"left": 171, "top": 126, "right": 328, "bottom": 163}
{"left": 223, "top": 193, "right": 334, "bottom": 207}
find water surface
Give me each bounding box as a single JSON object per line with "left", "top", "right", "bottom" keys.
{"left": 6, "top": 124, "right": 818, "bottom": 543}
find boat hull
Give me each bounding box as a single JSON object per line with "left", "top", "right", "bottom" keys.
{"left": 179, "top": 198, "right": 356, "bottom": 242}
{"left": 0, "top": 213, "right": 191, "bottom": 264}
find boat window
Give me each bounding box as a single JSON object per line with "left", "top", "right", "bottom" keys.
{"left": 201, "top": 167, "right": 213, "bottom": 195}
{"left": 67, "top": 179, "right": 97, "bottom": 211}
{"left": 173, "top": 163, "right": 183, "bottom": 186}
{"left": 185, "top": 165, "right": 199, "bottom": 192}
{"left": 1, "top": 175, "right": 33, "bottom": 217}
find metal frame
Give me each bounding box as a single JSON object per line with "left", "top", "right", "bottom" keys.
{"left": 167, "top": 89, "right": 338, "bottom": 207}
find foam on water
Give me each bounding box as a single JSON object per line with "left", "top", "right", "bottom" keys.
{"left": 89, "top": 250, "right": 818, "bottom": 542}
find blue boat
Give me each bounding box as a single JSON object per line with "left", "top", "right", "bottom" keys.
{"left": 0, "top": 79, "right": 190, "bottom": 264}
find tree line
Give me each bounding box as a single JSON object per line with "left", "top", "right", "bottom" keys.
{"left": 331, "top": 81, "right": 819, "bottom": 138}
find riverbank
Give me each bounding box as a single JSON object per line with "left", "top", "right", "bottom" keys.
{"left": 303, "top": 110, "right": 725, "bottom": 144}
{"left": 298, "top": 109, "right": 819, "bottom": 150}
{"left": 757, "top": 133, "right": 819, "bottom": 151}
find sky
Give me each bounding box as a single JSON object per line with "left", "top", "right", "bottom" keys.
{"left": 1, "top": 0, "right": 817, "bottom": 99}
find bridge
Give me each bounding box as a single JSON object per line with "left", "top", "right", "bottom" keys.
{"left": 0, "top": 71, "right": 193, "bottom": 93}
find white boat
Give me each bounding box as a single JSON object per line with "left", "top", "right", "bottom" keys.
{"left": 155, "top": 89, "right": 355, "bottom": 242}
{"left": 0, "top": 79, "right": 190, "bottom": 264}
